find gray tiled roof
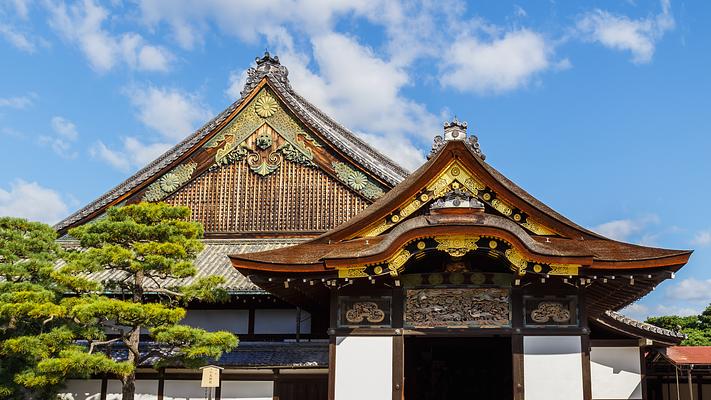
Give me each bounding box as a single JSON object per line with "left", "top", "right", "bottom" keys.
{"left": 107, "top": 341, "right": 328, "bottom": 368}
{"left": 603, "top": 310, "right": 686, "bottom": 339}
{"left": 58, "top": 238, "right": 304, "bottom": 293}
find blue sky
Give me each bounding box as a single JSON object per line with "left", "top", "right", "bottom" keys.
{"left": 1, "top": 0, "right": 710, "bottom": 320}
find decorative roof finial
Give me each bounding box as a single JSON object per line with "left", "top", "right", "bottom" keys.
{"left": 240, "top": 51, "right": 291, "bottom": 98}
{"left": 428, "top": 118, "right": 486, "bottom": 160}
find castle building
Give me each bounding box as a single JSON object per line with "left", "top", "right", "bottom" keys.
{"left": 56, "top": 53, "right": 691, "bottom": 400}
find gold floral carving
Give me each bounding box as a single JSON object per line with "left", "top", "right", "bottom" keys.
{"left": 345, "top": 302, "right": 386, "bottom": 324}
{"left": 142, "top": 162, "right": 197, "bottom": 202}
{"left": 205, "top": 88, "right": 320, "bottom": 177}
{"left": 332, "top": 161, "right": 385, "bottom": 200}
{"left": 530, "top": 302, "right": 571, "bottom": 323}
{"left": 338, "top": 267, "right": 369, "bottom": 278}
{"left": 254, "top": 92, "right": 278, "bottom": 118}
{"left": 435, "top": 236, "right": 480, "bottom": 257}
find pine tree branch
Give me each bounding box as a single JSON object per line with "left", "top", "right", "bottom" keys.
{"left": 89, "top": 337, "right": 121, "bottom": 354}
{"left": 149, "top": 287, "right": 184, "bottom": 297}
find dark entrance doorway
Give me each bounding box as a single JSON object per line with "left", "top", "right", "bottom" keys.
{"left": 404, "top": 336, "right": 513, "bottom": 400}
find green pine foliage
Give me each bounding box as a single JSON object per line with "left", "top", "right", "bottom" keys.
{"left": 64, "top": 202, "right": 238, "bottom": 400}
{"left": 647, "top": 306, "right": 711, "bottom": 345}
{"left": 0, "top": 217, "right": 130, "bottom": 399}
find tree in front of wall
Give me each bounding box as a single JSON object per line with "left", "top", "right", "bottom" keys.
{"left": 63, "top": 202, "right": 238, "bottom": 400}
{"left": 647, "top": 305, "right": 711, "bottom": 346}
{"left": 0, "top": 217, "right": 131, "bottom": 400}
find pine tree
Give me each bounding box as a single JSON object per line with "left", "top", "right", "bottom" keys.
{"left": 0, "top": 217, "right": 130, "bottom": 399}
{"left": 63, "top": 203, "right": 238, "bottom": 400}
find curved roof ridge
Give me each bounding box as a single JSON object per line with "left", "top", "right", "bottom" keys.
{"left": 603, "top": 310, "right": 686, "bottom": 339}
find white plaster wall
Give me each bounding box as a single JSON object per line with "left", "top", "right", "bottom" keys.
{"left": 254, "top": 309, "right": 311, "bottom": 334}
{"left": 524, "top": 336, "right": 583, "bottom": 400}
{"left": 57, "top": 379, "right": 102, "bottom": 400}
{"left": 106, "top": 379, "right": 158, "bottom": 400}
{"left": 335, "top": 336, "right": 392, "bottom": 400}
{"left": 591, "top": 346, "right": 642, "bottom": 399}
{"left": 163, "top": 380, "right": 209, "bottom": 400}
{"left": 221, "top": 381, "right": 274, "bottom": 400}
{"left": 182, "top": 309, "right": 250, "bottom": 333}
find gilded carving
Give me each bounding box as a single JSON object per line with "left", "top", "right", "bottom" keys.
{"left": 405, "top": 288, "right": 510, "bottom": 328}
{"left": 491, "top": 198, "right": 513, "bottom": 216}
{"left": 435, "top": 236, "right": 479, "bottom": 257}
{"left": 345, "top": 302, "right": 386, "bottom": 324}
{"left": 390, "top": 249, "right": 411, "bottom": 272}
{"left": 205, "top": 88, "right": 320, "bottom": 177}
{"left": 142, "top": 162, "right": 197, "bottom": 202}
{"left": 549, "top": 263, "right": 579, "bottom": 276}
{"left": 254, "top": 92, "right": 278, "bottom": 118}
{"left": 530, "top": 302, "right": 571, "bottom": 323}
{"left": 521, "top": 219, "right": 557, "bottom": 235}
{"left": 332, "top": 161, "right": 385, "bottom": 200}
{"left": 504, "top": 248, "right": 528, "bottom": 275}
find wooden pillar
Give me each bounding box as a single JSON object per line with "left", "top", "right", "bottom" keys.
{"left": 581, "top": 335, "right": 592, "bottom": 400}
{"left": 215, "top": 369, "right": 222, "bottom": 400}
{"left": 689, "top": 368, "right": 695, "bottom": 400}
{"left": 392, "top": 334, "right": 404, "bottom": 400}
{"left": 512, "top": 334, "right": 525, "bottom": 400}
{"left": 328, "top": 288, "right": 337, "bottom": 400}
{"left": 273, "top": 369, "right": 280, "bottom": 400}
{"left": 511, "top": 286, "right": 524, "bottom": 400}
{"left": 100, "top": 376, "right": 108, "bottom": 400}
{"left": 157, "top": 368, "right": 165, "bottom": 400}
{"left": 248, "top": 308, "right": 256, "bottom": 336}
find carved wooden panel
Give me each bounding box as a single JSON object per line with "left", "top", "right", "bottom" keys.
{"left": 524, "top": 296, "right": 578, "bottom": 327}
{"left": 404, "top": 288, "right": 511, "bottom": 328}
{"left": 337, "top": 296, "right": 392, "bottom": 328}
{"left": 164, "top": 156, "right": 369, "bottom": 234}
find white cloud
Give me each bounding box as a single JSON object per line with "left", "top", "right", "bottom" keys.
{"left": 90, "top": 137, "right": 171, "bottom": 172}
{"left": 621, "top": 302, "right": 699, "bottom": 321}
{"left": 666, "top": 278, "right": 711, "bottom": 302}
{"left": 0, "top": 24, "right": 37, "bottom": 53}
{"left": 692, "top": 231, "right": 711, "bottom": 246}
{"left": 0, "top": 180, "right": 69, "bottom": 224}
{"left": 93, "top": 86, "right": 208, "bottom": 172}
{"left": 0, "top": 93, "right": 35, "bottom": 109}
{"left": 592, "top": 214, "right": 659, "bottom": 241}
{"left": 135, "top": 0, "right": 378, "bottom": 50}
{"left": 576, "top": 0, "right": 674, "bottom": 64}
{"left": 45, "top": 0, "right": 173, "bottom": 72}
{"left": 440, "top": 29, "right": 554, "bottom": 94}
{"left": 9, "top": 0, "right": 31, "bottom": 19}
{"left": 39, "top": 116, "right": 79, "bottom": 158}
{"left": 125, "top": 86, "right": 212, "bottom": 141}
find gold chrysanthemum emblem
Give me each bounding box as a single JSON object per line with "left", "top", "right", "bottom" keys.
{"left": 254, "top": 93, "right": 278, "bottom": 118}
{"left": 347, "top": 171, "right": 368, "bottom": 190}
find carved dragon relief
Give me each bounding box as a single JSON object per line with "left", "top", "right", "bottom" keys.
{"left": 204, "top": 89, "right": 321, "bottom": 177}
{"left": 356, "top": 161, "right": 558, "bottom": 238}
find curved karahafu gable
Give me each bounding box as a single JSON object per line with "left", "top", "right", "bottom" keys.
{"left": 229, "top": 120, "right": 691, "bottom": 314}
{"left": 55, "top": 53, "right": 407, "bottom": 236}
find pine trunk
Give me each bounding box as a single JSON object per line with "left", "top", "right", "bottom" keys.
{"left": 122, "top": 270, "right": 144, "bottom": 400}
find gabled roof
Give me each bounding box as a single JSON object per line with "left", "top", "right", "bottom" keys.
{"left": 229, "top": 122, "right": 691, "bottom": 314}
{"left": 230, "top": 127, "right": 691, "bottom": 271}
{"left": 55, "top": 52, "right": 408, "bottom": 234}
